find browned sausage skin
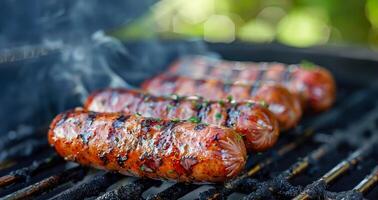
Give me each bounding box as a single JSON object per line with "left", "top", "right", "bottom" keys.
{"left": 48, "top": 110, "right": 247, "bottom": 183}
{"left": 168, "top": 56, "right": 336, "bottom": 112}
{"left": 141, "top": 75, "right": 302, "bottom": 130}
{"left": 85, "top": 88, "right": 280, "bottom": 152}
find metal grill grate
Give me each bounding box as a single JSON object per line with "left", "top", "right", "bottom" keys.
{"left": 0, "top": 83, "right": 377, "bottom": 200}
{"left": 1, "top": 43, "right": 378, "bottom": 200}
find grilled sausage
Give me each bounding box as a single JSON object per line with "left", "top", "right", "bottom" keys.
{"left": 168, "top": 56, "right": 336, "bottom": 112}
{"left": 84, "top": 88, "right": 279, "bottom": 152}
{"left": 48, "top": 110, "right": 247, "bottom": 183}
{"left": 141, "top": 75, "right": 302, "bottom": 130}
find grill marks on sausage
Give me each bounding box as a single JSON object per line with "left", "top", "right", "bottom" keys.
{"left": 117, "top": 154, "right": 128, "bottom": 167}
{"left": 99, "top": 152, "right": 109, "bottom": 165}
{"left": 248, "top": 68, "right": 266, "bottom": 96}
{"left": 55, "top": 112, "right": 68, "bottom": 127}
{"left": 50, "top": 111, "right": 247, "bottom": 182}
{"left": 91, "top": 89, "right": 247, "bottom": 132}
{"left": 141, "top": 118, "right": 154, "bottom": 133}
{"left": 223, "top": 82, "right": 232, "bottom": 93}
{"left": 167, "top": 94, "right": 180, "bottom": 115}
{"left": 197, "top": 100, "right": 210, "bottom": 122}
{"left": 117, "top": 157, "right": 127, "bottom": 168}
{"left": 194, "top": 123, "right": 207, "bottom": 131}
{"left": 112, "top": 115, "right": 130, "bottom": 129}
{"left": 226, "top": 104, "right": 240, "bottom": 128}
{"left": 155, "top": 121, "right": 179, "bottom": 154}
{"left": 281, "top": 65, "right": 294, "bottom": 83}
{"left": 80, "top": 112, "right": 97, "bottom": 144}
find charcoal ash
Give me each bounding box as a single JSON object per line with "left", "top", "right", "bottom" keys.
{"left": 96, "top": 179, "right": 161, "bottom": 200}
{"left": 301, "top": 180, "right": 327, "bottom": 199}
{"left": 270, "top": 175, "right": 302, "bottom": 199}
{"left": 326, "top": 190, "right": 365, "bottom": 200}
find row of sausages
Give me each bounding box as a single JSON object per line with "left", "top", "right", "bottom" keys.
{"left": 48, "top": 56, "right": 336, "bottom": 183}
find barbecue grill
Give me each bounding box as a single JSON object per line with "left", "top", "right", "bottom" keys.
{"left": 0, "top": 41, "right": 378, "bottom": 200}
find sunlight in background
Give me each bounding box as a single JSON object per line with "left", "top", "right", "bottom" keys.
{"left": 277, "top": 9, "right": 330, "bottom": 47}
{"left": 204, "top": 15, "right": 235, "bottom": 42}
{"left": 111, "top": 0, "right": 378, "bottom": 49}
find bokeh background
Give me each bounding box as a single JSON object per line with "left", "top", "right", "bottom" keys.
{"left": 111, "top": 0, "right": 378, "bottom": 50}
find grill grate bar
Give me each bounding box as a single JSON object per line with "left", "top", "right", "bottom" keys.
{"left": 354, "top": 166, "right": 378, "bottom": 195}
{"left": 198, "top": 129, "right": 314, "bottom": 200}
{"left": 146, "top": 183, "right": 199, "bottom": 200}
{"left": 241, "top": 135, "right": 342, "bottom": 200}
{"left": 0, "top": 155, "right": 62, "bottom": 188}
{"left": 1, "top": 166, "right": 86, "bottom": 200}
{"left": 49, "top": 172, "right": 123, "bottom": 200}
{"left": 293, "top": 135, "right": 378, "bottom": 200}
{"left": 95, "top": 178, "right": 161, "bottom": 200}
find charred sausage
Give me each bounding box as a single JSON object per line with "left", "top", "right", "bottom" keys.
{"left": 84, "top": 88, "right": 280, "bottom": 152}
{"left": 48, "top": 110, "right": 247, "bottom": 183}
{"left": 141, "top": 75, "right": 302, "bottom": 130}
{"left": 168, "top": 56, "right": 336, "bottom": 112}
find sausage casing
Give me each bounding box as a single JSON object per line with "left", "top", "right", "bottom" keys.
{"left": 141, "top": 75, "right": 302, "bottom": 130}
{"left": 168, "top": 56, "right": 336, "bottom": 112}
{"left": 84, "top": 88, "right": 280, "bottom": 152}
{"left": 48, "top": 110, "right": 247, "bottom": 183}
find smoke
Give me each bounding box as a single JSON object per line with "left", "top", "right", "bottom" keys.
{"left": 0, "top": 1, "right": 209, "bottom": 133}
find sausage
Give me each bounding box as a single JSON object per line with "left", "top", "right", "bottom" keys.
{"left": 48, "top": 110, "right": 247, "bottom": 183}
{"left": 168, "top": 57, "right": 336, "bottom": 112}
{"left": 84, "top": 88, "right": 280, "bottom": 152}
{"left": 141, "top": 75, "right": 302, "bottom": 130}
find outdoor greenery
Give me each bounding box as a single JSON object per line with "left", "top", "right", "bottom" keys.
{"left": 111, "top": 0, "right": 378, "bottom": 49}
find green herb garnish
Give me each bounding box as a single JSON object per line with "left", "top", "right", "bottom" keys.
{"left": 227, "top": 95, "right": 233, "bottom": 102}
{"left": 203, "top": 100, "right": 209, "bottom": 107}
{"left": 215, "top": 112, "right": 222, "bottom": 120}
{"left": 166, "top": 104, "right": 175, "bottom": 112}
{"left": 155, "top": 125, "right": 162, "bottom": 130}
{"left": 236, "top": 133, "right": 243, "bottom": 142}
{"left": 167, "top": 169, "right": 175, "bottom": 174}
{"left": 172, "top": 118, "right": 180, "bottom": 123}
{"left": 300, "top": 60, "right": 317, "bottom": 69}
{"left": 195, "top": 103, "right": 202, "bottom": 110}
{"left": 188, "top": 116, "right": 201, "bottom": 123}
{"left": 155, "top": 117, "right": 162, "bottom": 122}
{"left": 218, "top": 99, "right": 225, "bottom": 106}
{"left": 259, "top": 100, "right": 269, "bottom": 108}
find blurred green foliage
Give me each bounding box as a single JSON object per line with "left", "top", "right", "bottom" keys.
{"left": 111, "top": 0, "right": 378, "bottom": 49}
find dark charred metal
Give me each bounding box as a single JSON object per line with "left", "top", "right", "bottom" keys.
{"left": 1, "top": 166, "right": 86, "bottom": 200}
{"left": 95, "top": 179, "right": 161, "bottom": 200}
{"left": 146, "top": 183, "right": 199, "bottom": 200}
{"left": 354, "top": 166, "right": 378, "bottom": 195}
{"left": 293, "top": 135, "right": 378, "bottom": 200}
{"left": 0, "top": 155, "right": 63, "bottom": 187}
{"left": 242, "top": 135, "right": 343, "bottom": 200}
{"left": 50, "top": 172, "right": 123, "bottom": 200}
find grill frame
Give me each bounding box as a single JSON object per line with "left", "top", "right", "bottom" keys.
{"left": 0, "top": 42, "right": 378, "bottom": 200}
